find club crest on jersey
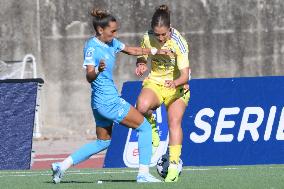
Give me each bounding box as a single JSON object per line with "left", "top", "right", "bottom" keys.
{"left": 86, "top": 47, "right": 95, "bottom": 59}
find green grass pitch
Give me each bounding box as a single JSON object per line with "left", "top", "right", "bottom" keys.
{"left": 1, "top": 165, "right": 284, "bottom": 189}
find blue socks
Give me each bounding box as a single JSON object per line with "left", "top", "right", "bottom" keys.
{"left": 136, "top": 118, "right": 152, "bottom": 165}
{"left": 70, "top": 118, "right": 151, "bottom": 166}
{"left": 70, "top": 139, "right": 111, "bottom": 165}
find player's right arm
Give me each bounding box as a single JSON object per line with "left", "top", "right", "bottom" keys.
{"left": 83, "top": 39, "right": 105, "bottom": 83}
{"left": 86, "top": 60, "right": 106, "bottom": 83}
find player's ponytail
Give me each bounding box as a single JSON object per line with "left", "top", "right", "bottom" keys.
{"left": 151, "top": 4, "right": 171, "bottom": 29}
{"left": 90, "top": 8, "right": 116, "bottom": 35}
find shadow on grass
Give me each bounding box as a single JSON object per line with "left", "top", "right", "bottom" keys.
{"left": 99, "top": 179, "right": 136, "bottom": 183}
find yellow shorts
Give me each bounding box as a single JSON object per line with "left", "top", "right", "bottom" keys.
{"left": 142, "top": 78, "right": 190, "bottom": 108}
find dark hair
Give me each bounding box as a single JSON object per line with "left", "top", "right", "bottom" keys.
{"left": 151, "top": 5, "right": 170, "bottom": 29}
{"left": 91, "top": 8, "right": 116, "bottom": 34}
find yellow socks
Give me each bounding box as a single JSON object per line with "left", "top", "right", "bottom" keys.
{"left": 165, "top": 145, "right": 182, "bottom": 182}
{"left": 169, "top": 145, "right": 182, "bottom": 165}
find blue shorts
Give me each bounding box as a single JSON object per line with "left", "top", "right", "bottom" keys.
{"left": 92, "top": 98, "right": 131, "bottom": 127}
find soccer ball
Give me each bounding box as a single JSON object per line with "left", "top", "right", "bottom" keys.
{"left": 156, "top": 153, "right": 183, "bottom": 178}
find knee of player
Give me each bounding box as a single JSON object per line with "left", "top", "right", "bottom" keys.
{"left": 136, "top": 100, "right": 151, "bottom": 114}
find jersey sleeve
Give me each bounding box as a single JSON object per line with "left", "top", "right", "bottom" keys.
{"left": 83, "top": 40, "right": 99, "bottom": 68}
{"left": 113, "top": 38, "right": 125, "bottom": 53}
{"left": 175, "top": 38, "right": 190, "bottom": 70}
{"left": 177, "top": 51, "right": 189, "bottom": 70}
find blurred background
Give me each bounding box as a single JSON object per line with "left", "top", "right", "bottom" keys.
{"left": 0, "top": 0, "right": 284, "bottom": 140}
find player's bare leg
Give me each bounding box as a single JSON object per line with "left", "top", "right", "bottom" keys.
{"left": 136, "top": 88, "right": 161, "bottom": 154}
{"left": 165, "top": 99, "right": 187, "bottom": 182}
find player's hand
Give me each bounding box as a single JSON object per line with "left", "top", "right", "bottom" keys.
{"left": 183, "top": 83, "right": 189, "bottom": 93}
{"left": 135, "top": 63, "right": 148, "bottom": 77}
{"left": 98, "top": 60, "right": 106, "bottom": 72}
{"left": 164, "top": 80, "right": 176, "bottom": 88}
{"left": 183, "top": 83, "right": 189, "bottom": 90}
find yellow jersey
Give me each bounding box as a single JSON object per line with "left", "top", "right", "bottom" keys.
{"left": 138, "top": 28, "right": 189, "bottom": 85}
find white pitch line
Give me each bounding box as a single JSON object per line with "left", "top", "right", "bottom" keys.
{"left": 34, "top": 158, "right": 66, "bottom": 161}
{"left": 0, "top": 170, "right": 138, "bottom": 178}
{"left": 1, "top": 166, "right": 284, "bottom": 178}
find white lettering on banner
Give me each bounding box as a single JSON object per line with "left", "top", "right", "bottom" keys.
{"left": 214, "top": 107, "right": 240, "bottom": 142}
{"left": 156, "top": 106, "right": 162, "bottom": 124}
{"left": 190, "top": 106, "right": 284, "bottom": 143}
{"left": 237, "top": 107, "right": 264, "bottom": 142}
{"left": 155, "top": 107, "right": 163, "bottom": 137}
{"left": 190, "top": 108, "right": 214, "bottom": 143}
{"left": 264, "top": 106, "right": 276, "bottom": 141}
{"left": 276, "top": 107, "right": 284, "bottom": 140}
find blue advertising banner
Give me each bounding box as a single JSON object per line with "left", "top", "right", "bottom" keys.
{"left": 0, "top": 79, "right": 43, "bottom": 170}
{"left": 104, "top": 76, "right": 284, "bottom": 168}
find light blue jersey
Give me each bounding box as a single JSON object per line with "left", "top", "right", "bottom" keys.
{"left": 83, "top": 37, "right": 125, "bottom": 109}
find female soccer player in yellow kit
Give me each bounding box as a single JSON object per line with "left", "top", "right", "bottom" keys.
{"left": 135, "top": 5, "right": 191, "bottom": 182}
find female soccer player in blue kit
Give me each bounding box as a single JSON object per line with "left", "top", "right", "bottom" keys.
{"left": 51, "top": 8, "right": 173, "bottom": 183}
